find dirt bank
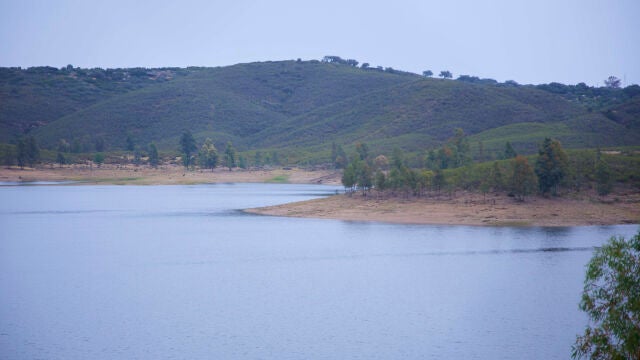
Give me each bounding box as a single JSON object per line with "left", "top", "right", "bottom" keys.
{"left": 246, "top": 191, "right": 640, "bottom": 227}
{"left": 0, "top": 164, "right": 342, "bottom": 186}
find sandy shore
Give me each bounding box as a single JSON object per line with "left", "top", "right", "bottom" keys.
{"left": 246, "top": 192, "right": 640, "bottom": 227}
{"left": 0, "top": 164, "right": 342, "bottom": 185}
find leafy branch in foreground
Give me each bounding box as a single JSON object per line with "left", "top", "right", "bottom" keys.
{"left": 572, "top": 231, "right": 640, "bottom": 359}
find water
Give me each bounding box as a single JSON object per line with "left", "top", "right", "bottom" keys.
{"left": 0, "top": 183, "right": 637, "bottom": 359}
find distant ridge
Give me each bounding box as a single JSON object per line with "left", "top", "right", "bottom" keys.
{"left": 1, "top": 60, "right": 638, "bottom": 162}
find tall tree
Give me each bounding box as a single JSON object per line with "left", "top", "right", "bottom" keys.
{"left": 224, "top": 141, "right": 236, "bottom": 170}
{"left": 179, "top": 131, "right": 197, "bottom": 169}
{"left": 56, "top": 152, "right": 66, "bottom": 167}
{"left": 16, "top": 139, "right": 27, "bottom": 169}
{"left": 535, "top": 138, "right": 568, "bottom": 196}
{"left": 422, "top": 70, "right": 433, "bottom": 77}
{"left": 572, "top": 232, "right": 640, "bottom": 359}
{"left": 594, "top": 158, "right": 612, "bottom": 196}
{"left": 451, "top": 128, "right": 470, "bottom": 167}
{"left": 510, "top": 155, "right": 537, "bottom": 201}
{"left": 355, "top": 142, "right": 370, "bottom": 162}
{"left": 148, "top": 142, "right": 159, "bottom": 168}
{"left": 198, "top": 138, "right": 218, "bottom": 171}
{"left": 25, "top": 136, "right": 40, "bottom": 167}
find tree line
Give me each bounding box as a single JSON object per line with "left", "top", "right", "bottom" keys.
{"left": 339, "top": 134, "right": 614, "bottom": 200}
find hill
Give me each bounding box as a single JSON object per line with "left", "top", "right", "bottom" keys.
{"left": 1, "top": 60, "right": 639, "bottom": 163}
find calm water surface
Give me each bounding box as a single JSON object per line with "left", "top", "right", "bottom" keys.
{"left": 0, "top": 183, "right": 637, "bottom": 359}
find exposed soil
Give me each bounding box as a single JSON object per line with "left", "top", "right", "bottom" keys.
{"left": 246, "top": 191, "right": 640, "bottom": 227}
{"left": 0, "top": 164, "right": 342, "bottom": 186}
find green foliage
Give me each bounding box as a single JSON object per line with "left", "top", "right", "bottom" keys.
{"left": 93, "top": 152, "right": 105, "bottom": 166}
{"left": 198, "top": 138, "right": 218, "bottom": 171}
{"left": 56, "top": 152, "right": 66, "bottom": 166}
{"left": 595, "top": 158, "right": 612, "bottom": 196}
{"left": 504, "top": 141, "right": 517, "bottom": 159}
{"left": 2, "top": 61, "right": 639, "bottom": 165}
{"left": 535, "top": 138, "right": 569, "bottom": 196}
{"left": 572, "top": 231, "right": 640, "bottom": 359}
{"left": 148, "top": 142, "right": 159, "bottom": 168}
{"left": 179, "top": 131, "right": 197, "bottom": 169}
{"left": 510, "top": 155, "right": 537, "bottom": 201}
{"left": 224, "top": 141, "right": 236, "bottom": 170}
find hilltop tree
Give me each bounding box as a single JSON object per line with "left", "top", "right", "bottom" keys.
{"left": 422, "top": 70, "right": 433, "bottom": 77}
{"left": 604, "top": 76, "right": 621, "bottom": 89}
{"left": 572, "top": 231, "right": 640, "bottom": 359}
{"left": 439, "top": 70, "right": 453, "bottom": 79}
{"left": 535, "top": 138, "right": 568, "bottom": 196}
{"left": 179, "top": 131, "right": 197, "bottom": 169}
{"left": 148, "top": 142, "right": 159, "bottom": 168}
{"left": 224, "top": 141, "right": 236, "bottom": 170}
{"left": 510, "top": 155, "right": 537, "bottom": 201}
{"left": 198, "top": 138, "right": 218, "bottom": 171}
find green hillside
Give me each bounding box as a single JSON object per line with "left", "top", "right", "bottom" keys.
{"left": 1, "top": 60, "right": 639, "bottom": 163}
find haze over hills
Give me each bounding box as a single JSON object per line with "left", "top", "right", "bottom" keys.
{"left": 1, "top": 59, "right": 639, "bottom": 163}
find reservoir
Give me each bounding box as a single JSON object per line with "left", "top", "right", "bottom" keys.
{"left": 0, "top": 183, "right": 637, "bottom": 359}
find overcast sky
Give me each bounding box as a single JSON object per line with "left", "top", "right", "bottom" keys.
{"left": 1, "top": 0, "right": 638, "bottom": 86}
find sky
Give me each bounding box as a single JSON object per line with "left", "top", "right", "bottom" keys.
{"left": 1, "top": 0, "right": 638, "bottom": 86}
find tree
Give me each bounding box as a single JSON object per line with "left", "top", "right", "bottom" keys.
{"left": 148, "top": 142, "right": 159, "bottom": 168}
{"left": 451, "top": 128, "right": 470, "bottom": 167}
{"left": 490, "top": 161, "right": 505, "bottom": 192}
{"left": 355, "top": 142, "right": 370, "bottom": 162}
{"left": 16, "top": 139, "right": 27, "bottom": 169}
{"left": 439, "top": 70, "right": 453, "bottom": 79}
{"left": 572, "top": 231, "right": 640, "bottom": 359}
{"left": 254, "top": 151, "right": 263, "bottom": 168}
{"left": 224, "top": 142, "right": 236, "bottom": 170}
{"left": 604, "top": 76, "right": 621, "bottom": 89}
{"left": 422, "top": 70, "right": 433, "bottom": 77}
{"left": 179, "top": 131, "right": 197, "bottom": 169}
{"left": 595, "top": 158, "right": 613, "bottom": 196}
{"left": 510, "top": 155, "right": 537, "bottom": 201}
{"left": 56, "top": 152, "right": 66, "bottom": 167}
{"left": 93, "top": 152, "right": 105, "bottom": 167}
{"left": 198, "top": 138, "right": 218, "bottom": 171}
{"left": 3, "top": 145, "right": 14, "bottom": 168}
{"left": 535, "top": 138, "right": 569, "bottom": 196}
{"left": 25, "top": 136, "right": 40, "bottom": 167}
{"left": 342, "top": 163, "right": 356, "bottom": 193}
{"left": 504, "top": 141, "right": 517, "bottom": 159}
{"left": 238, "top": 155, "right": 247, "bottom": 169}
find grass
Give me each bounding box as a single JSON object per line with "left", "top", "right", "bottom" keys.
{"left": 267, "top": 174, "right": 289, "bottom": 183}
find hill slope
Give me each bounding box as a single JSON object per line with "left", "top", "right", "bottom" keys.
{"left": 1, "top": 61, "right": 638, "bottom": 162}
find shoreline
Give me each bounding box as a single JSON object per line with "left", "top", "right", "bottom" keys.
{"left": 2, "top": 165, "right": 638, "bottom": 227}
{"left": 246, "top": 192, "right": 640, "bottom": 227}
{"left": 0, "top": 164, "right": 342, "bottom": 186}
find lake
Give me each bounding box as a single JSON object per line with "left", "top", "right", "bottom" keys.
{"left": 0, "top": 183, "right": 637, "bottom": 359}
